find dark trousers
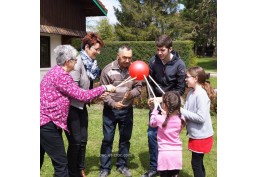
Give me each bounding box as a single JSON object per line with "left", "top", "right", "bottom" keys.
{"left": 159, "top": 170, "right": 180, "bottom": 177}
{"left": 147, "top": 110, "right": 158, "bottom": 170}
{"left": 40, "top": 122, "right": 68, "bottom": 177}
{"left": 65, "top": 105, "right": 88, "bottom": 177}
{"left": 191, "top": 152, "right": 205, "bottom": 177}
{"left": 100, "top": 106, "right": 133, "bottom": 172}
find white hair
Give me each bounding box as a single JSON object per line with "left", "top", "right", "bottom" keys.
{"left": 54, "top": 45, "right": 78, "bottom": 66}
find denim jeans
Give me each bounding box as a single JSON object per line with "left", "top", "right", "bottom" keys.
{"left": 100, "top": 106, "right": 133, "bottom": 172}
{"left": 147, "top": 125, "right": 158, "bottom": 170}
{"left": 65, "top": 105, "right": 88, "bottom": 177}
{"left": 40, "top": 122, "right": 68, "bottom": 177}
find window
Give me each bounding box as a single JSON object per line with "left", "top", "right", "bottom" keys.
{"left": 40, "top": 36, "right": 50, "bottom": 68}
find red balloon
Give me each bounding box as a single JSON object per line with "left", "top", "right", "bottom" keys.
{"left": 129, "top": 60, "right": 149, "bottom": 80}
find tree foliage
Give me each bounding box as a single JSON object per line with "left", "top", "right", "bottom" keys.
{"left": 113, "top": 0, "right": 217, "bottom": 56}
{"left": 180, "top": 0, "right": 217, "bottom": 55}
{"left": 96, "top": 18, "right": 116, "bottom": 41}
{"left": 114, "top": 0, "right": 185, "bottom": 41}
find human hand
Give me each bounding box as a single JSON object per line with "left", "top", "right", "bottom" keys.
{"left": 99, "top": 92, "right": 109, "bottom": 100}
{"left": 123, "top": 91, "right": 133, "bottom": 101}
{"left": 156, "top": 97, "right": 162, "bottom": 103}
{"left": 114, "top": 101, "right": 125, "bottom": 110}
{"left": 104, "top": 85, "right": 116, "bottom": 92}
{"left": 148, "top": 98, "right": 154, "bottom": 110}
{"left": 160, "top": 107, "right": 167, "bottom": 115}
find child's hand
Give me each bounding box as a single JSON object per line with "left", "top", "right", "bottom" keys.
{"left": 148, "top": 98, "right": 154, "bottom": 110}
{"left": 160, "top": 108, "right": 167, "bottom": 115}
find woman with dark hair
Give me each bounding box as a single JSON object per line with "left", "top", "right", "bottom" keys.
{"left": 65, "top": 32, "right": 104, "bottom": 177}
{"left": 40, "top": 45, "right": 115, "bottom": 177}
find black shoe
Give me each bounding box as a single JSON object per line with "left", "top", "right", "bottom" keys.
{"left": 117, "top": 166, "right": 132, "bottom": 177}
{"left": 141, "top": 169, "right": 158, "bottom": 177}
{"left": 99, "top": 170, "right": 110, "bottom": 177}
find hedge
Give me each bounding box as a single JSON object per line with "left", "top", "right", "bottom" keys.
{"left": 70, "top": 39, "right": 218, "bottom": 112}
{"left": 71, "top": 39, "right": 197, "bottom": 69}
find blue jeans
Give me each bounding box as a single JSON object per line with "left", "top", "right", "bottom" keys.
{"left": 147, "top": 125, "right": 158, "bottom": 171}
{"left": 100, "top": 106, "right": 133, "bottom": 172}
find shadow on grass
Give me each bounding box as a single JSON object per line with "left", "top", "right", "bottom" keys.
{"left": 139, "top": 151, "right": 150, "bottom": 171}
{"left": 84, "top": 151, "right": 138, "bottom": 175}
{"left": 179, "top": 170, "right": 192, "bottom": 177}
{"left": 85, "top": 155, "right": 100, "bottom": 174}
{"left": 138, "top": 151, "right": 192, "bottom": 177}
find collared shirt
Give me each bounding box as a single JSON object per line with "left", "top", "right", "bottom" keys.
{"left": 100, "top": 60, "right": 142, "bottom": 108}
{"left": 40, "top": 65, "right": 105, "bottom": 131}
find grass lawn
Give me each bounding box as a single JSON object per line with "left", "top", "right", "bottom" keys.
{"left": 208, "top": 77, "right": 217, "bottom": 89}
{"left": 40, "top": 104, "right": 217, "bottom": 177}
{"left": 197, "top": 57, "right": 217, "bottom": 89}
{"left": 197, "top": 57, "right": 217, "bottom": 73}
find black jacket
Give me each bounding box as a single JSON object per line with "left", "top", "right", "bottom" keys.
{"left": 148, "top": 50, "right": 186, "bottom": 96}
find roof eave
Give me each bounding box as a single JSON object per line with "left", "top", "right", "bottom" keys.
{"left": 93, "top": 0, "right": 107, "bottom": 16}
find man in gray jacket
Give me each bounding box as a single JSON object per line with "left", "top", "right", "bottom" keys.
{"left": 99, "top": 45, "right": 142, "bottom": 177}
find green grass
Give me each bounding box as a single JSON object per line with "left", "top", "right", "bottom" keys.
{"left": 208, "top": 77, "right": 217, "bottom": 89}
{"left": 197, "top": 57, "right": 217, "bottom": 73}
{"left": 40, "top": 104, "right": 217, "bottom": 177}
{"left": 197, "top": 57, "right": 217, "bottom": 89}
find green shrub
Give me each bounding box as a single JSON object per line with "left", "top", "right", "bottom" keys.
{"left": 70, "top": 39, "right": 196, "bottom": 69}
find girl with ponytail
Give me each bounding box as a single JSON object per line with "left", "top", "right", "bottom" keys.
{"left": 181, "top": 66, "right": 214, "bottom": 177}
{"left": 149, "top": 91, "right": 185, "bottom": 177}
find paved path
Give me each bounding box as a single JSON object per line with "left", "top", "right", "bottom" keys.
{"left": 210, "top": 72, "right": 217, "bottom": 77}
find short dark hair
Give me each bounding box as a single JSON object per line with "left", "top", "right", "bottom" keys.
{"left": 81, "top": 32, "right": 104, "bottom": 49}
{"left": 155, "top": 34, "right": 172, "bottom": 48}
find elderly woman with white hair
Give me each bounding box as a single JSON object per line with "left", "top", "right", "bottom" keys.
{"left": 40, "top": 45, "right": 115, "bottom": 177}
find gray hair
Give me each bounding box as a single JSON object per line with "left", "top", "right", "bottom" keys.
{"left": 118, "top": 45, "right": 132, "bottom": 54}
{"left": 54, "top": 45, "right": 78, "bottom": 66}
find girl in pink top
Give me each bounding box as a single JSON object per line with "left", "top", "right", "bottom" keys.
{"left": 40, "top": 45, "right": 115, "bottom": 177}
{"left": 150, "top": 91, "right": 185, "bottom": 177}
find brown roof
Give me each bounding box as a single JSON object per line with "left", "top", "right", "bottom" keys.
{"left": 95, "top": 0, "right": 108, "bottom": 14}
{"left": 81, "top": 0, "right": 108, "bottom": 16}
{"left": 40, "top": 25, "right": 86, "bottom": 37}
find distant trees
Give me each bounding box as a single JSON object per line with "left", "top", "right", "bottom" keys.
{"left": 113, "top": 0, "right": 184, "bottom": 41}
{"left": 95, "top": 0, "right": 217, "bottom": 56}
{"left": 180, "top": 0, "right": 217, "bottom": 56}
{"left": 96, "top": 18, "right": 116, "bottom": 41}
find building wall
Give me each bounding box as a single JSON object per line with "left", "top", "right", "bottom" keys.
{"left": 40, "top": 33, "right": 61, "bottom": 80}
{"left": 40, "top": 0, "right": 85, "bottom": 30}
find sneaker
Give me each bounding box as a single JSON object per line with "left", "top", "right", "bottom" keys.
{"left": 141, "top": 169, "right": 158, "bottom": 177}
{"left": 117, "top": 166, "right": 132, "bottom": 177}
{"left": 99, "top": 170, "right": 110, "bottom": 177}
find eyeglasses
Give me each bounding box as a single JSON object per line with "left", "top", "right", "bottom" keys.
{"left": 91, "top": 47, "right": 101, "bottom": 52}
{"left": 69, "top": 58, "right": 77, "bottom": 62}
